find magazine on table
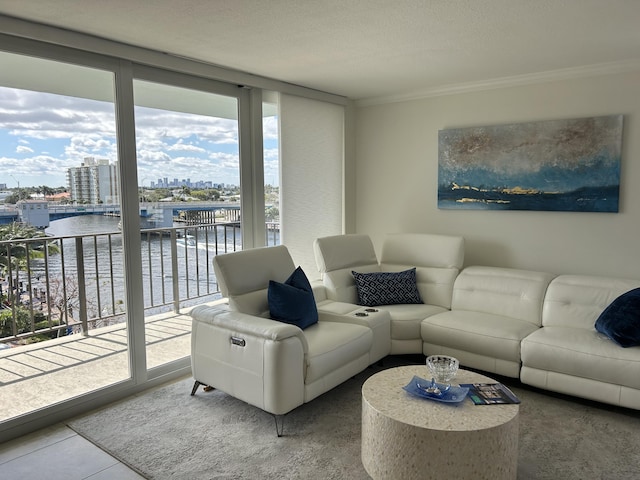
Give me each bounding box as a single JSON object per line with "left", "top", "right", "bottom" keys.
{"left": 458, "top": 382, "right": 521, "bottom": 405}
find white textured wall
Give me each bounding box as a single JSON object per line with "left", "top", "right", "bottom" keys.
{"left": 353, "top": 71, "right": 640, "bottom": 278}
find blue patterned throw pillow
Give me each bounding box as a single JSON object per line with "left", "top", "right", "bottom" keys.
{"left": 351, "top": 268, "right": 423, "bottom": 307}
{"left": 268, "top": 266, "right": 318, "bottom": 330}
{"left": 595, "top": 287, "right": 640, "bottom": 347}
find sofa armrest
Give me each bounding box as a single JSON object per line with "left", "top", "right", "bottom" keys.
{"left": 191, "top": 304, "right": 308, "bottom": 350}
{"left": 190, "top": 305, "right": 307, "bottom": 415}
{"left": 318, "top": 308, "right": 392, "bottom": 363}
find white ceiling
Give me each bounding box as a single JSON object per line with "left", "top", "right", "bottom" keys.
{"left": 1, "top": 0, "right": 640, "bottom": 102}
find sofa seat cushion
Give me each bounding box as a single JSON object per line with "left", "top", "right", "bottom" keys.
{"left": 521, "top": 326, "right": 640, "bottom": 390}
{"left": 302, "top": 321, "right": 372, "bottom": 385}
{"left": 422, "top": 310, "right": 540, "bottom": 363}
{"left": 382, "top": 304, "right": 447, "bottom": 340}
{"left": 318, "top": 300, "right": 445, "bottom": 341}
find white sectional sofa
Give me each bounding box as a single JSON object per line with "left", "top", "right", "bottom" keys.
{"left": 313, "top": 233, "right": 464, "bottom": 354}
{"left": 312, "top": 233, "right": 640, "bottom": 410}
{"left": 190, "top": 245, "right": 385, "bottom": 435}
{"left": 421, "top": 266, "right": 556, "bottom": 378}
{"left": 191, "top": 234, "right": 640, "bottom": 424}
{"left": 521, "top": 274, "right": 640, "bottom": 409}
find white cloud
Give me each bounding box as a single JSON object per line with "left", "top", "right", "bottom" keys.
{"left": 16, "top": 145, "right": 34, "bottom": 154}
{"left": 0, "top": 86, "right": 255, "bottom": 187}
{"left": 167, "top": 141, "right": 206, "bottom": 153}
{"left": 263, "top": 116, "right": 279, "bottom": 141}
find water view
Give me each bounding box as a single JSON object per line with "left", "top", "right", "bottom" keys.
{"left": 1, "top": 213, "right": 257, "bottom": 347}
{"left": 45, "top": 215, "right": 242, "bottom": 316}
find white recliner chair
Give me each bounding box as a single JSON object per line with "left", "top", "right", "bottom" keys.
{"left": 190, "top": 245, "right": 374, "bottom": 435}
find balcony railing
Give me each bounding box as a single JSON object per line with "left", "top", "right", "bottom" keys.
{"left": 0, "top": 221, "right": 280, "bottom": 347}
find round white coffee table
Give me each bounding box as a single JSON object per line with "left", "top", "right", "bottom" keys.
{"left": 361, "top": 365, "right": 519, "bottom": 480}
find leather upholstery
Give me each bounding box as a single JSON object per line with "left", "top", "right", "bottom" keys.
{"left": 214, "top": 245, "right": 295, "bottom": 316}
{"left": 192, "top": 245, "right": 377, "bottom": 417}
{"left": 449, "top": 266, "right": 556, "bottom": 326}
{"left": 422, "top": 266, "right": 555, "bottom": 377}
{"left": 380, "top": 233, "right": 464, "bottom": 310}
{"left": 521, "top": 274, "right": 640, "bottom": 408}
{"left": 313, "top": 234, "right": 381, "bottom": 304}
{"left": 314, "top": 233, "right": 464, "bottom": 355}
{"left": 191, "top": 305, "right": 306, "bottom": 415}
{"left": 195, "top": 238, "right": 640, "bottom": 413}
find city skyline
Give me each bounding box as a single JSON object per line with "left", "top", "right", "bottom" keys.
{"left": 0, "top": 85, "right": 279, "bottom": 189}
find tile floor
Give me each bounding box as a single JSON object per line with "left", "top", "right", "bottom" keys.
{"left": 0, "top": 423, "right": 145, "bottom": 479}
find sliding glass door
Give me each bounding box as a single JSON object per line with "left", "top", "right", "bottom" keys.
{"left": 0, "top": 49, "right": 130, "bottom": 422}
{"left": 131, "top": 70, "right": 243, "bottom": 371}
{"left": 0, "top": 26, "right": 342, "bottom": 438}
{"left": 0, "top": 48, "right": 256, "bottom": 427}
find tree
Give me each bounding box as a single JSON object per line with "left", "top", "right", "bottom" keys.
{"left": 4, "top": 191, "right": 24, "bottom": 204}
{"left": 0, "top": 223, "right": 59, "bottom": 263}
{"left": 40, "top": 185, "right": 55, "bottom": 198}
{"left": 0, "top": 306, "right": 55, "bottom": 342}
{"left": 147, "top": 188, "right": 171, "bottom": 202}
{"left": 265, "top": 206, "right": 279, "bottom": 222}
{"left": 190, "top": 190, "right": 209, "bottom": 201}
{"left": 47, "top": 275, "right": 96, "bottom": 328}
{"left": 0, "top": 223, "right": 60, "bottom": 310}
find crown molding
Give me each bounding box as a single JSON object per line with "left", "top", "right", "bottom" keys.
{"left": 356, "top": 59, "right": 640, "bottom": 107}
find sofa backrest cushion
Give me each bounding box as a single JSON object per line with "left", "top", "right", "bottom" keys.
{"left": 542, "top": 274, "right": 640, "bottom": 330}
{"left": 451, "top": 266, "right": 555, "bottom": 326}
{"left": 213, "top": 245, "right": 296, "bottom": 316}
{"left": 314, "top": 234, "right": 380, "bottom": 303}
{"left": 380, "top": 233, "right": 464, "bottom": 309}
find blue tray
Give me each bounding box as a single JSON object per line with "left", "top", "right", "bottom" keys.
{"left": 402, "top": 375, "right": 469, "bottom": 403}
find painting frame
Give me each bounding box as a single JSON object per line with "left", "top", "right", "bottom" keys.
{"left": 437, "top": 115, "right": 623, "bottom": 212}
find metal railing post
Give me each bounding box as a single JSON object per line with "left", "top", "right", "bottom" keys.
{"left": 75, "top": 237, "right": 89, "bottom": 335}
{"left": 170, "top": 229, "right": 180, "bottom": 313}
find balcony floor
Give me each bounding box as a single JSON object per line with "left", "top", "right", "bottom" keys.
{"left": 0, "top": 305, "right": 210, "bottom": 423}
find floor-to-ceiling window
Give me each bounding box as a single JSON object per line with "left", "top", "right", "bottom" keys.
{"left": 0, "top": 22, "right": 347, "bottom": 439}
{"left": 0, "top": 41, "right": 258, "bottom": 432}
{"left": 131, "top": 71, "right": 243, "bottom": 370}
{"left": 0, "top": 49, "right": 132, "bottom": 422}
{"left": 263, "top": 95, "right": 280, "bottom": 247}
{"left": 0, "top": 35, "right": 274, "bottom": 433}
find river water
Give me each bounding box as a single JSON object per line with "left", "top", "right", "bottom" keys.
{"left": 37, "top": 214, "right": 244, "bottom": 319}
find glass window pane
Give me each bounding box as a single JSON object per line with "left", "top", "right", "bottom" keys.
{"left": 0, "top": 51, "right": 128, "bottom": 422}
{"left": 263, "top": 99, "right": 280, "bottom": 246}
{"left": 132, "top": 79, "right": 240, "bottom": 369}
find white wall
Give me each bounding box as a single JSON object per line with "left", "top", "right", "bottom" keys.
{"left": 354, "top": 71, "right": 640, "bottom": 279}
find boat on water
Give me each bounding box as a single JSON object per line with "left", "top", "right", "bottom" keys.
{"left": 176, "top": 235, "right": 197, "bottom": 247}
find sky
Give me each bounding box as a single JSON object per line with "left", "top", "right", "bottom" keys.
{"left": 0, "top": 86, "right": 279, "bottom": 189}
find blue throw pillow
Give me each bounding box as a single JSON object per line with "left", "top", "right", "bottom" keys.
{"left": 351, "top": 268, "right": 423, "bottom": 307}
{"left": 268, "top": 266, "right": 318, "bottom": 330}
{"left": 595, "top": 288, "right": 640, "bottom": 348}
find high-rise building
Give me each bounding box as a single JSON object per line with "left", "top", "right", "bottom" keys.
{"left": 67, "top": 157, "right": 119, "bottom": 204}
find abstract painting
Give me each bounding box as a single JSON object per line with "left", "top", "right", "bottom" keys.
{"left": 438, "top": 115, "right": 623, "bottom": 212}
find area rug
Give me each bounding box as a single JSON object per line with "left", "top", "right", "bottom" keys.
{"left": 68, "top": 360, "right": 640, "bottom": 479}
